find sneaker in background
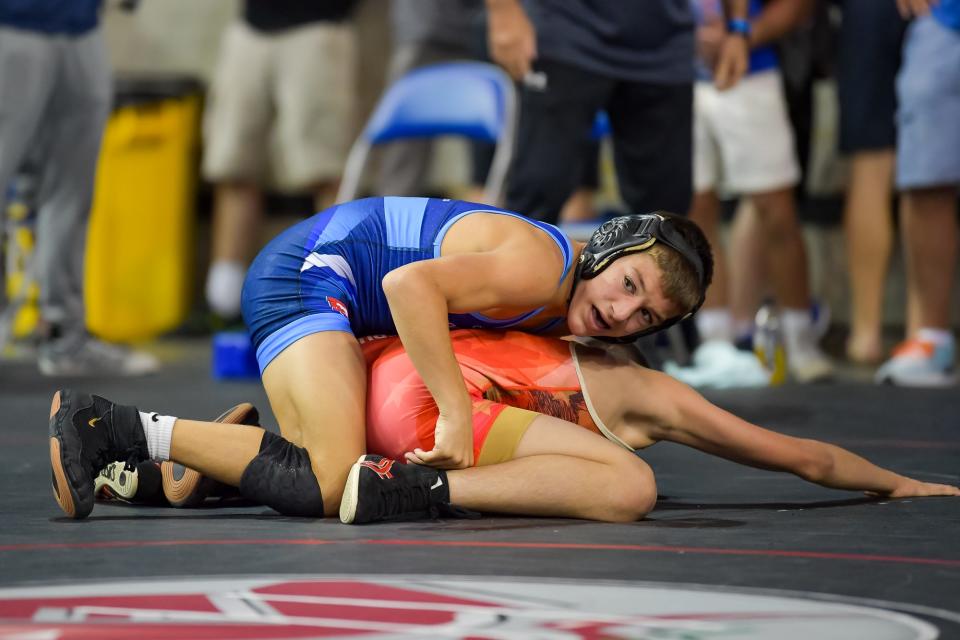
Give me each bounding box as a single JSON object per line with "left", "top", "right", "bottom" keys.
{"left": 810, "top": 299, "right": 831, "bottom": 341}
{"left": 875, "top": 339, "right": 957, "bottom": 387}
{"left": 664, "top": 340, "right": 771, "bottom": 389}
{"left": 781, "top": 309, "right": 834, "bottom": 383}
{"left": 38, "top": 334, "right": 159, "bottom": 377}
{"left": 787, "top": 343, "right": 834, "bottom": 383}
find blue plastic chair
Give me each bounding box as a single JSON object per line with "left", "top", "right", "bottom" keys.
{"left": 336, "top": 61, "right": 517, "bottom": 205}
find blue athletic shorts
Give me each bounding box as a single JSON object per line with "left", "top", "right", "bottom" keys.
{"left": 896, "top": 16, "right": 960, "bottom": 189}
{"left": 241, "top": 216, "right": 357, "bottom": 374}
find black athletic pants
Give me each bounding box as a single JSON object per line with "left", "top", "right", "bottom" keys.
{"left": 505, "top": 58, "right": 693, "bottom": 223}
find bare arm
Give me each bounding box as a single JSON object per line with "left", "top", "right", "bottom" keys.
{"left": 638, "top": 372, "right": 960, "bottom": 498}
{"left": 713, "top": 0, "right": 750, "bottom": 90}
{"left": 383, "top": 231, "right": 564, "bottom": 468}
{"left": 897, "top": 0, "right": 938, "bottom": 18}
{"left": 485, "top": 0, "right": 537, "bottom": 81}
{"left": 748, "top": 0, "right": 815, "bottom": 47}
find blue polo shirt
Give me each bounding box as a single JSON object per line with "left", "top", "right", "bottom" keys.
{"left": 0, "top": 0, "right": 101, "bottom": 35}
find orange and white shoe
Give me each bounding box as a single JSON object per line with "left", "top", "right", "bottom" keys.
{"left": 875, "top": 339, "right": 957, "bottom": 387}
{"left": 160, "top": 403, "right": 259, "bottom": 507}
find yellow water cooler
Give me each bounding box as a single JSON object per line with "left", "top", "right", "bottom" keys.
{"left": 85, "top": 76, "right": 202, "bottom": 342}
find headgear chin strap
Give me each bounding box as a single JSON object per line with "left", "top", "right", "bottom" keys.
{"left": 574, "top": 212, "right": 707, "bottom": 343}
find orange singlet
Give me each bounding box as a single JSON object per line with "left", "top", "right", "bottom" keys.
{"left": 361, "top": 329, "right": 606, "bottom": 465}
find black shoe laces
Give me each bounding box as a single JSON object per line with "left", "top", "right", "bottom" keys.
{"left": 88, "top": 397, "right": 143, "bottom": 474}
{"left": 375, "top": 479, "right": 480, "bottom": 522}
{"left": 377, "top": 481, "right": 434, "bottom": 522}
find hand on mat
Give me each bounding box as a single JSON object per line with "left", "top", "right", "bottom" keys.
{"left": 405, "top": 414, "right": 474, "bottom": 470}
{"left": 896, "top": 0, "right": 936, "bottom": 19}
{"left": 866, "top": 478, "right": 960, "bottom": 499}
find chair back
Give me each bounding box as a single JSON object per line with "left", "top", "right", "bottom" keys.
{"left": 337, "top": 61, "right": 517, "bottom": 205}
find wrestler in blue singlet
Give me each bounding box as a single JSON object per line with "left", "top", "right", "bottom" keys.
{"left": 242, "top": 197, "right": 574, "bottom": 372}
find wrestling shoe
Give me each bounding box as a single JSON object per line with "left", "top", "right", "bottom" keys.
{"left": 160, "top": 402, "right": 258, "bottom": 507}
{"left": 49, "top": 389, "right": 149, "bottom": 519}
{"left": 875, "top": 339, "right": 957, "bottom": 387}
{"left": 96, "top": 461, "right": 163, "bottom": 504}
{"left": 341, "top": 455, "right": 456, "bottom": 524}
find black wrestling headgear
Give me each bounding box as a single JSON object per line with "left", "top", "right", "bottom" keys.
{"left": 574, "top": 212, "right": 707, "bottom": 343}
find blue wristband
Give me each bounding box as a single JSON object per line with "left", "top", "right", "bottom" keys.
{"left": 727, "top": 18, "right": 751, "bottom": 38}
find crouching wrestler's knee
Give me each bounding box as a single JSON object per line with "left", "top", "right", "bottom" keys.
{"left": 239, "top": 431, "right": 326, "bottom": 517}
{"left": 606, "top": 455, "right": 658, "bottom": 523}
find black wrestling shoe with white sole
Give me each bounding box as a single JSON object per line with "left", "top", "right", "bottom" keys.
{"left": 340, "top": 455, "right": 459, "bottom": 524}
{"left": 160, "top": 403, "right": 258, "bottom": 507}
{"left": 49, "top": 389, "right": 148, "bottom": 519}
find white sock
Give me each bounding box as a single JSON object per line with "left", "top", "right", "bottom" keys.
{"left": 696, "top": 309, "right": 733, "bottom": 342}
{"left": 781, "top": 307, "right": 815, "bottom": 354}
{"left": 916, "top": 327, "right": 955, "bottom": 346}
{"left": 140, "top": 411, "right": 176, "bottom": 461}
{"left": 205, "top": 260, "right": 246, "bottom": 318}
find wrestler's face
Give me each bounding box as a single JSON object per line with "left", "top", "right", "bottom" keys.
{"left": 567, "top": 252, "right": 683, "bottom": 338}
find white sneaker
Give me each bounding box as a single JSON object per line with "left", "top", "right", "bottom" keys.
{"left": 782, "top": 308, "right": 834, "bottom": 383}
{"left": 665, "top": 340, "right": 771, "bottom": 389}
{"left": 787, "top": 343, "right": 834, "bottom": 383}
{"left": 38, "top": 335, "right": 159, "bottom": 377}
{"left": 875, "top": 339, "right": 957, "bottom": 387}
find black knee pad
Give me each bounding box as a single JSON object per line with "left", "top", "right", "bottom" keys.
{"left": 239, "top": 431, "right": 325, "bottom": 517}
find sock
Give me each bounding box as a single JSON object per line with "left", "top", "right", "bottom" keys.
{"left": 781, "top": 307, "right": 815, "bottom": 355}
{"left": 205, "top": 260, "right": 246, "bottom": 318}
{"left": 695, "top": 309, "right": 733, "bottom": 343}
{"left": 916, "top": 328, "right": 955, "bottom": 347}
{"left": 140, "top": 411, "right": 176, "bottom": 461}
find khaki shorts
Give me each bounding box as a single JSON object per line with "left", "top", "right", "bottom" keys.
{"left": 202, "top": 21, "right": 355, "bottom": 190}
{"left": 694, "top": 70, "right": 801, "bottom": 195}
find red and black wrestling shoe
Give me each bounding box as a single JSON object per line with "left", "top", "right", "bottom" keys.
{"left": 340, "top": 455, "right": 458, "bottom": 524}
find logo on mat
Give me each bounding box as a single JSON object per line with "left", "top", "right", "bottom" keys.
{"left": 87, "top": 417, "right": 101, "bottom": 428}
{"left": 360, "top": 457, "right": 395, "bottom": 479}
{"left": 326, "top": 297, "right": 349, "bottom": 318}
{"left": 0, "top": 576, "right": 940, "bottom": 639}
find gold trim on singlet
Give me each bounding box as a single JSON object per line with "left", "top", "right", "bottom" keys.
{"left": 568, "top": 342, "right": 634, "bottom": 453}
{"left": 477, "top": 406, "right": 540, "bottom": 465}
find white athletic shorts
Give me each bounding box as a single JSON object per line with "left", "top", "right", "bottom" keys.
{"left": 693, "top": 70, "right": 801, "bottom": 195}
{"left": 202, "top": 21, "right": 355, "bottom": 190}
